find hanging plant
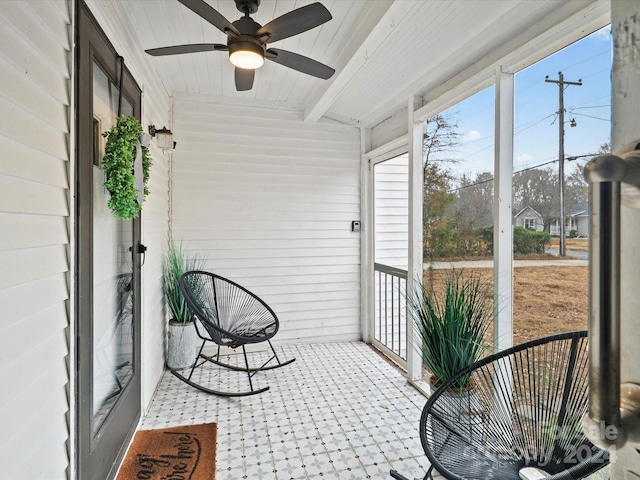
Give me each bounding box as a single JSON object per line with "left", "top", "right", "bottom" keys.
{"left": 101, "top": 115, "right": 152, "bottom": 219}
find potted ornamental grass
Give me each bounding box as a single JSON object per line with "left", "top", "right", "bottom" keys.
{"left": 162, "top": 240, "right": 205, "bottom": 370}
{"left": 407, "top": 268, "right": 494, "bottom": 441}
{"left": 408, "top": 268, "right": 493, "bottom": 391}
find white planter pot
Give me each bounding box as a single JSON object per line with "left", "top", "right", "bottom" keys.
{"left": 429, "top": 380, "right": 484, "bottom": 447}
{"left": 167, "top": 320, "right": 198, "bottom": 370}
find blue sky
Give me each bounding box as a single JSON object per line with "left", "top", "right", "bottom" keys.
{"left": 441, "top": 26, "right": 612, "bottom": 179}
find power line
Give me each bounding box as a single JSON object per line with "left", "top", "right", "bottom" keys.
{"left": 446, "top": 153, "right": 598, "bottom": 194}
{"left": 447, "top": 160, "right": 556, "bottom": 193}
{"left": 447, "top": 178, "right": 493, "bottom": 193}
{"left": 572, "top": 112, "right": 610, "bottom": 122}
{"left": 462, "top": 114, "right": 557, "bottom": 159}
{"left": 462, "top": 103, "right": 609, "bottom": 159}
{"left": 571, "top": 104, "right": 610, "bottom": 110}
{"left": 513, "top": 159, "right": 560, "bottom": 174}
{"left": 515, "top": 113, "right": 557, "bottom": 135}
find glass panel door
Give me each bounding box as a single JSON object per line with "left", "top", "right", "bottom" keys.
{"left": 77, "top": 4, "right": 142, "bottom": 479}
{"left": 91, "top": 62, "right": 135, "bottom": 434}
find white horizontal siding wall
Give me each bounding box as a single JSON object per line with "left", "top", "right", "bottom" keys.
{"left": 140, "top": 143, "right": 170, "bottom": 407}
{"left": 171, "top": 97, "right": 362, "bottom": 343}
{"left": 87, "top": 0, "right": 172, "bottom": 410}
{"left": 374, "top": 154, "right": 409, "bottom": 270}
{"left": 0, "top": 1, "right": 72, "bottom": 478}
{"left": 371, "top": 108, "right": 411, "bottom": 152}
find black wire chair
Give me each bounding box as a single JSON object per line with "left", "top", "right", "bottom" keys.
{"left": 177, "top": 270, "right": 295, "bottom": 396}
{"left": 391, "top": 331, "right": 609, "bottom": 480}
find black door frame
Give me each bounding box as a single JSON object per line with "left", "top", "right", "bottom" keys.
{"left": 75, "top": 2, "right": 142, "bottom": 478}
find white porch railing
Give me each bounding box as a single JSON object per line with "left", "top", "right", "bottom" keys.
{"left": 373, "top": 263, "right": 408, "bottom": 366}
{"left": 550, "top": 222, "right": 577, "bottom": 236}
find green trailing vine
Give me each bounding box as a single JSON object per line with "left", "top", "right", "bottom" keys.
{"left": 101, "top": 115, "right": 152, "bottom": 219}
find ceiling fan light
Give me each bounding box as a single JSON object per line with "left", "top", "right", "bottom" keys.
{"left": 229, "top": 42, "right": 264, "bottom": 69}
{"left": 230, "top": 50, "right": 264, "bottom": 69}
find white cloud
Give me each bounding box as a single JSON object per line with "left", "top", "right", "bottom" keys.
{"left": 462, "top": 130, "right": 482, "bottom": 142}
{"left": 517, "top": 153, "right": 534, "bottom": 163}
{"left": 592, "top": 26, "right": 611, "bottom": 42}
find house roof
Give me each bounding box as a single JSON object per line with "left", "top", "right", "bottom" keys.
{"left": 549, "top": 202, "right": 589, "bottom": 218}
{"left": 565, "top": 202, "right": 589, "bottom": 217}
{"left": 514, "top": 206, "right": 543, "bottom": 219}
{"left": 93, "top": 0, "right": 609, "bottom": 128}
{"left": 518, "top": 202, "right": 589, "bottom": 219}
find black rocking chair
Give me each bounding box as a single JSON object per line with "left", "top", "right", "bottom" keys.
{"left": 391, "top": 331, "right": 609, "bottom": 480}
{"left": 177, "top": 270, "right": 295, "bottom": 396}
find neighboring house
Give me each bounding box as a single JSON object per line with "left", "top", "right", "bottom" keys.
{"left": 515, "top": 203, "right": 589, "bottom": 237}
{"left": 549, "top": 202, "right": 590, "bottom": 237}
{"left": 513, "top": 206, "right": 544, "bottom": 232}
{"left": 567, "top": 202, "right": 590, "bottom": 237}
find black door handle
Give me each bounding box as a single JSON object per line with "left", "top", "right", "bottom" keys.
{"left": 129, "top": 243, "right": 147, "bottom": 266}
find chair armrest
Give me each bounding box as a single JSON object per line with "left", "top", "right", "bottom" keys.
{"left": 390, "top": 469, "right": 411, "bottom": 480}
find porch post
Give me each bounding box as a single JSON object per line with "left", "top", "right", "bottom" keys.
{"left": 361, "top": 127, "right": 373, "bottom": 343}
{"left": 612, "top": 1, "right": 640, "bottom": 477}
{"left": 407, "top": 96, "right": 424, "bottom": 381}
{"left": 493, "top": 69, "right": 514, "bottom": 352}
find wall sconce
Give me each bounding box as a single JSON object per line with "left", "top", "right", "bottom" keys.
{"left": 149, "top": 125, "right": 174, "bottom": 150}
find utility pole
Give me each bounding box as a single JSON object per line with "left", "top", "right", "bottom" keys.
{"left": 545, "top": 71, "right": 581, "bottom": 256}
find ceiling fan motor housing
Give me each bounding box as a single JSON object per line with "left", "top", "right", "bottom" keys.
{"left": 228, "top": 15, "right": 265, "bottom": 55}
{"left": 228, "top": 16, "right": 265, "bottom": 69}
{"left": 235, "top": 0, "right": 260, "bottom": 15}
{"left": 228, "top": 39, "right": 264, "bottom": 57}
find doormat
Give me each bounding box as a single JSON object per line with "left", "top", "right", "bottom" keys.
{"left": 116, "top": 423, "right": 217, "bottom": 480}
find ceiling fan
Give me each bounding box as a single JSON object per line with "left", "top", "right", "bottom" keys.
{"left": 146, "top": 0, "right": 335, "bottom": 91}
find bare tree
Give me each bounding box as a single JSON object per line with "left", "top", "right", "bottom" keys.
{"left": 450, "top": 172, "right": 494, "bottom": 228}
{"left": 596, "top": 142, "right": 611, "bottom": 154}
{"left": 565, "top": 163, "right": 588, "bottom": 206}
{"left": 565, "top": 142, "right": 609, "bottom": 208}
{"left": 422, "top": 113, "right": 462, "bottom": 258}
{"left": 422, "top": 113, "right": 461, "bottom": 224}
{"left": 423, "top": 113, "right": 462, "bottom": 166}
{"left": 513, "top": 167, "right": 558, "bottom": 231}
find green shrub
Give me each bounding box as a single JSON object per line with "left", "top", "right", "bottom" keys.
{"left": 425, "top": 224, "right": 550, "bottom": 259}
{"left": 513, "top": 226, "right": 550, "bottom": 254}
{"left": 425, "top": 219, "right": 492, "bottom": 260}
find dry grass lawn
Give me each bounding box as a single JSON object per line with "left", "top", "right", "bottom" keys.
{"left": 549, "top": 237, "right": 589, "bottom": 252}
{"left": 510, "top": 266, "right": 587, "bottom": 344}
{"left": 423, "top": 265, "right": 588, "bottom": 346}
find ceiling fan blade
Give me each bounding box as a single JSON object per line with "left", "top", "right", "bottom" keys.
{"left": 257, "top": 3, "right": 331, "bottom": 44}
{"left": 178, "top": 0, "right": 239, "bottom": 36}
{"left": 145, "top": 43, "right": 227, "bottom": 56}
{"left": 235, "top": 68, "right": 255, "bottom": 91}
{"left": 266, "top": 48, "right": 335, "bottom": 80}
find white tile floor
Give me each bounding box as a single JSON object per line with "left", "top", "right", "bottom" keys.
{"left": 142, "top": 342, "right": 434, "bottom": 479}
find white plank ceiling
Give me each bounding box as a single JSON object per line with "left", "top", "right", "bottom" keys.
{"left": 107, "top": 0, "right": 606, "bottom": 128}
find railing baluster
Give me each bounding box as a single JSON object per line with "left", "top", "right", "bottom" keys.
{"left": 383, "top": 272, "right": 387, "bottom": 345}
{"left": 373, "top": 263, "right": 408, "bottom": 361}
{"left": 376, "top": 272, "right": 382, "bottom": 341}
{"left": 390, "top": 274, "right": 395, "bottom": 353}
{"left": 396, "top": 275, "right": 400, "bottom": 357}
